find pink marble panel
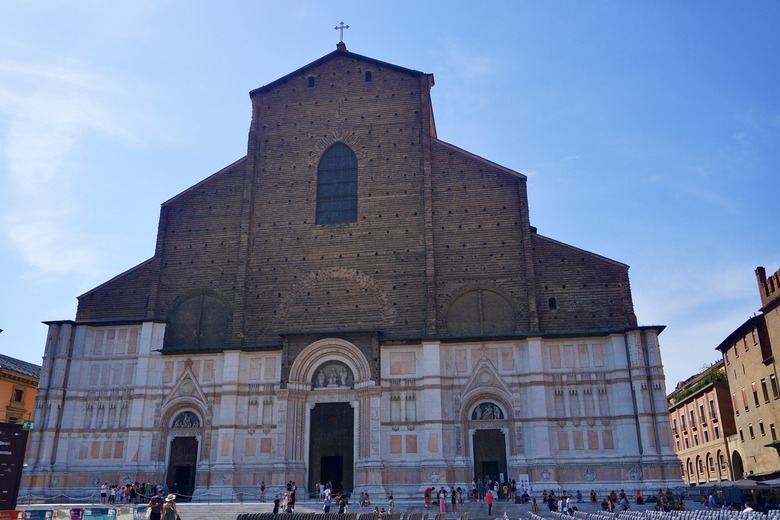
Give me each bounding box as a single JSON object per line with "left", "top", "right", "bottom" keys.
{"left": 163, "top": 362, "right": 174, "bottom": 384}
{"left": 587, "top": 430, "right": 599, "bottom": 450}
{"left": 564, "top": 345, "right": 576, "bottom": 368}
{"left": 572, "top": 430, "right": 584, "bottom": 450}
{"left": 592, "top": 344, "right": 604, "bottom": 367}
{"left": 602, "top": 430, "right": 614, "bottom": 449}
{"left": 390, "top": 435, "right": 402, "bottom": 454}
{"left": 260, "top": 438, "right": 272, "bottom": 453}
{"left": 428, "top": 432, "right": 439, "bottom": 453}
{"left": 245, "top": 438, "right": 257, "bottom": 457}
{"left": 389, "top": 352, "right": 416, "bottom": 376}
{"left": 128, "top": 328, "right": 138, "bottom": 354}
{"left": 578, "top": 344, "right": 589, "bottom": 367}
{"left": 406, "top": 434, "right": 417, "bottom": 453}
{"left": 94, "top": 330, "right": 104, "bottom": 355}
{"left": 456, "top": 350, "right": 468, "bottom": 373}
{"left": 501, "top": 348, "right": 514, "bottom": 371}
{"left": 550, "top": 346, "right": 561, "bottom": 369}
{"left": 117, "top": 329, "right": 127, "bottom": 355}
{"left": 557, "top": 430, "right": 569, "bottom": 450}
{"left": 249, "top": 359, "right": 262, "bottom": 380}
{"left": 264, "top": 359, "right": 276, "bottom": 380}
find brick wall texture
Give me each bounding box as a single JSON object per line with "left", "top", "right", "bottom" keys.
{"left": 76, "top": 48, "right": 639, "bottom": 350}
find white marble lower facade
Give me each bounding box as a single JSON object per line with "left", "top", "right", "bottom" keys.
{"left": 22, "top": 321, "right": 682, "bottom": 498}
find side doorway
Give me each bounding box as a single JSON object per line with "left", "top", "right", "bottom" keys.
{"left": 473, "top": 429, "right": 508, "bottom": 492}
{"left": 167, "top": 437, "right": 198, "bottom": 500}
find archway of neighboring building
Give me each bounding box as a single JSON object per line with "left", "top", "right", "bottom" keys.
{"left": 166, "top": 436, "right": 198, "bottom": 500}
{"left": 308, "top": 402, "right": 354, "bottom": 493}
{"left": 731, "top": 451, "right": 744, "bottom": 480}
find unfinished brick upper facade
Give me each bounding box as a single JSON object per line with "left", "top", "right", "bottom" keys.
{"left": 76, "top": 46, "right": 637, "bottom": 349}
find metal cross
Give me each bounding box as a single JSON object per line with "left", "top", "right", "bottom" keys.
{"left": 334, "top": 22, "right": 349, "bottom": 42}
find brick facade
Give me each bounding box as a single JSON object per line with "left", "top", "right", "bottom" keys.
{"left": 24, "top": 45, "right": 680, "bottom": 499}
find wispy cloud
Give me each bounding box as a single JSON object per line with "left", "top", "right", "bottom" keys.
{"left": 0, "top": 58, "right": 157, "bottom": 276}
{"left": 633, "top": 262, "right": 761, "bottom": 385}
{"left": 634, "top": 263, "right": 757, "bottom": 321}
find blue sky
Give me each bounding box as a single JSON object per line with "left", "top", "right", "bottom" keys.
{"left": 1, "top": 1, "right": 778, "bottom": 388}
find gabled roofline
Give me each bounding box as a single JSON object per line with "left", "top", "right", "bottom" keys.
{"left": 162, "top": 156, "right": 247, "bottom": 207}
{"left": 77, "top": 258, "right": 156, "bottom": 299}
{"left": 249, "top": 48, "right": 433, "bottom": 98}
{"left": 433, "top": 138, "right": 527, "bottom": 180}
{"left": 532, "top": 233, "right": 630, "bottom": 269}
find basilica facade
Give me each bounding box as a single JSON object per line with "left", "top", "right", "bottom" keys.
{"left": 23, "top": 43, "right": 681, "bottom": 499}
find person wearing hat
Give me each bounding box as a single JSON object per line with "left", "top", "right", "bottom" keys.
{"left": 147, "top": 489, "right": 165, "bottom": 520}
{"left": 163, "top": 493, "right": 180, "bottom": 520}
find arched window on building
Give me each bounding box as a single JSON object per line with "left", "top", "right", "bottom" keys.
{"left": 316, "top": 143, "right": 358, "bottom": 224}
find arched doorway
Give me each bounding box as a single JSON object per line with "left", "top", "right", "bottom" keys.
{"left": 473, "top": 430, "right": 507, "bottom": 483}
{"left": 166, "top": 411, "right": 201, "bottom": 500}
{"left": 287, "top": 338, "right": 375, "bottom": 494}
{"left": 308, "top": 402, "right": 354, "bottom": 492}
{"left": 470, "top": 402, "right": 508, "bottom": 490}
{"left": 731, "top": 451, "right": 744, "bottom": 480}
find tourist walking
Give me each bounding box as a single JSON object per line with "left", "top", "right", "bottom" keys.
{"left": 485, "top": 487, "right": 494, "bottom": 516}
{"left": 162, "top": 494, "right": 179, "bottom": 520}
{"left": 147, "top": 489, "right": 165, "bottom": 520}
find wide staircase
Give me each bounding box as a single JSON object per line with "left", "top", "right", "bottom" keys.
{"left": 17, "top": 498, "right": 707, "bottom": 520}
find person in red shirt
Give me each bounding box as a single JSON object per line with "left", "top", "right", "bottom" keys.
{"left": 485, "top": 488, "right": 494, "bottom": 516}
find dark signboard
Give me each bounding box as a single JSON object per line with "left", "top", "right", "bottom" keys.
{"left": 0, "top": 422, "right": 29, "bottom": 511}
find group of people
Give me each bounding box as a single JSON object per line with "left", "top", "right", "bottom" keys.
{"left": 423, "top": 486, "right": 466, "bottom": 513}
{"left": 467, "top": 477, "right": 520, "bottom": 502}
{"left": 99, "top": 481, "right": 177, "bottom": 505}
{"left": 541, "top": 490, "right": 580, "bottom": 514}
{"left": 318, "top": 488, "right": 352, "bottom": 514}
{"left": 707, "top": 492, "right": 757, "bottom": 512}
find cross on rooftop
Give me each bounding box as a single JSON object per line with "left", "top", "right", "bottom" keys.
{"left": 334, "top": 22, "right": 349, "bottom": 42}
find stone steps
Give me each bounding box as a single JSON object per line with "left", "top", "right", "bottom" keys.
{"left": 18, "top": 499, "right": 708, "bottom": 520}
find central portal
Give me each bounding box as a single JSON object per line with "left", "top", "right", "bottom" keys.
{"left": 473, "top": 429, "right": 508, "bottom": 485}
{"left": 309, "top": 402, "right": 354, "bottom": 492}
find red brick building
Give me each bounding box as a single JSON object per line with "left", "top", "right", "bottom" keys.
{"left": 24, "top": 43, "right": 681, "bottom": 499}
{"left": 714, "top": 266, "right": 780, "bottom": 480}
{"left": 667, "top": 361, "right": 736, "bottom": 485}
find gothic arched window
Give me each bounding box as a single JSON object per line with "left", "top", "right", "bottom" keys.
{"left": 316, "top": 143, "right": 358, "bottom": 224}
{"left": 165, "top": 294, "right": 230, "bottom": 350}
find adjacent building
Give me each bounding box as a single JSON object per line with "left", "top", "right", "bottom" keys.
{"left": 667, "top": 360, "right": 736, "bottom": 485}
{"left": 714, "top": 267, "right": 780, "bottom": 480}
{"left": 23, "top": 43, "right": 681, "bottom": 499}
{"left": 0, "top": 353, "right": 41, "bottom": 425}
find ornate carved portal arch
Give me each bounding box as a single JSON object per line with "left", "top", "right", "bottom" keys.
{"left": 462, "top": 393, "right": 514, "bottom": 484}
{"left": 283, "top": 338, "right": 383, "bottom": 496}
{"left": 160, "top": 403, "right": 205, "bottom": 500}
{"left": 288, "top": 338, "right": 372, "bottom": 390}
